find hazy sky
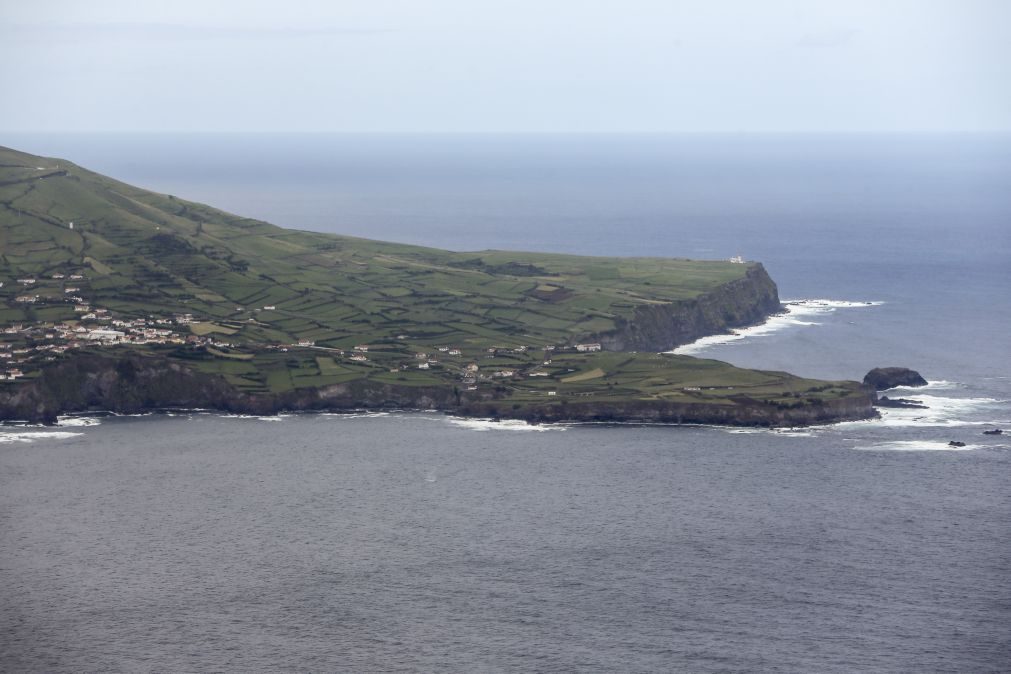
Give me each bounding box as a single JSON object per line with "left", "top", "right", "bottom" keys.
{"left": 1, "top": 0, "right": 1009, "bottom": 133}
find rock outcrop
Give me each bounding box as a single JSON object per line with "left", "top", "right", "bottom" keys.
{"left": 592, "top": 264, "right": 782, "bottom": 352}
{"left": 875, "top": 396, "right": 928, "bottom": 409}
{"left": 862, "top": 367, "right": 928, "bottom": 391}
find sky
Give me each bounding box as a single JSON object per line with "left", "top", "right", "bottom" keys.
{"left": 1, "top": 0, "right": 1009, "bottom": 133}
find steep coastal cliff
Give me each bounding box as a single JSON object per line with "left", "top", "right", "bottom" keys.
{"left": 594, "top": 264, "right": 782, "bottom": 351}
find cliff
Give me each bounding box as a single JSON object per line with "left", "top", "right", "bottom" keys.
{"left": 594, "top": 264, "right": 782, "bottom": 351}
{"left": 0, "top": 353, "right": 468, "bottom": 424}
{"left": 0, "top": 352, "right": 877, "bottom": 427}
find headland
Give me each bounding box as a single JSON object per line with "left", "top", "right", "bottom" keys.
{"left": 0, "top": 145, "right": 877, "bottom": 426}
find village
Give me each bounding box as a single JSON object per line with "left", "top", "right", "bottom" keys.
{"left": 1, "top": 271, "right": 204, "bottom": 381}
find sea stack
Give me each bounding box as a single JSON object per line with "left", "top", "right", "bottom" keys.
{"left": 863, "top": 367, "right": 928, "bottom": 391}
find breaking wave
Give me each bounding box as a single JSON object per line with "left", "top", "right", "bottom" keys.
{"left": 872, "top": 395, "right": 1008, "bottom": 428}
{"left": 854, "top": 440, "right": 982, "bottom": 451}
{"left": 56, "top": 416, "right": 103, "bottom": 427}
{"left": 0, "top": 430, "right": 84, "bottom": 444}
{"left": 445, "top": 417, "right": 567, "bottom": 432}
{"left": 672, "top": 299, "right": 884, "bottom": 355}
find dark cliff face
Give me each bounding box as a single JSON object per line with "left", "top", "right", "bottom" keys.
{"left": 593, "top": 264, "right": 783, "bottom": 352}
{"left": 0, "top": 354, "right": 239, "bottom": 424}
{"left": 0, "top": 353, "right": 469, "bottom": 424}
{"left": 0, "top": 351, "right": 876, "bottom": 427}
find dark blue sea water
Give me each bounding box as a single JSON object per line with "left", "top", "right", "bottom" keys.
{"left": 2, "top": 134, "right": 1010, "bottom": 671}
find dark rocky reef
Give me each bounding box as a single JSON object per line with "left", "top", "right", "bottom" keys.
{"left": 875, "top": 396, "right": 928, "bottom": 409}
{"left": 592, "top": 264, "right": 782, "bottom": 352}
{"left": 0, "top": 352, "right": 877, "bottom": 427}
{"left": 863, "top": 367, "right": 928, "bottom": 391}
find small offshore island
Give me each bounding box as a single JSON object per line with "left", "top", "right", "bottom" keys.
{"left": 0, "top": 146, "right": 877, "bottom": 426}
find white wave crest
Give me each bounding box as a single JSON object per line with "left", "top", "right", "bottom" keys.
{"left": 835, "top": 394, "right": 1009, "bottom": 430}
{"left": 0, "top": 430, "right": 84, "bottom": 444}
{"left": 218, "top": 414, "right": 289, "bottom": 421}
{"left": 672, "top": 298, "right": 883, "bottom": 355}
{"left": 56, "top": 416, "right": 102, "bottom": 427}
{"left": 854, "top": 440, "right": 980, "bottom": 451}
{"left": 721, "top": 427, "right": 818, "bottom": 436}
{"left": 446, "top": 417, "right": 566, "bottom": 432}
{"left": 331, "top": 411, "right": 392, "bottom": 419}
{"left": 876, "top": 395, "right": 1008, "bottom": 428}
{"left": 883, "top": 380, "right": 963, "bottom": 394}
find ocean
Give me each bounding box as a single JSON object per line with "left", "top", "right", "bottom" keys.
{"left": 2, "top": 133, "right": 1009, "bottom": 671}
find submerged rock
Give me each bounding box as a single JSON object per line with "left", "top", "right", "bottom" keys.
{"left": 983, "top": 428, "right": 1003, "bottom": 435}
{"left": 863, "top": 367, "right": 928, "bottom": 391}
{"left": 949, "top": 440, "right": 967, "bottom": 447}
{"left": 875, "top": 396, "right": 928, "bottom": 409}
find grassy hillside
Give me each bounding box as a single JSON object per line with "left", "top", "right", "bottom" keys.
{"left": 0, "top": 145, "right": 742, "bottom": 350}
{"left": 0, "top": 145, "right": 871, "bottom": 420}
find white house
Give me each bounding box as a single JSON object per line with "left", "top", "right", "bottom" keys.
{"left": 86, "top": 329, "right": 125, "bottom": 341}
{"left": 575, "top": 343, "right": 602, "bottom": 352}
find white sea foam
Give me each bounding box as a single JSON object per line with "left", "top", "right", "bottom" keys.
{"left": 854, "top": 440, "right": 980, "bottom": 451}
{"left": 56, "top": 416, "right": 102, "bottom": 427}
{"left": 919, "top": 380, "right": 961, "bottom": 390}
{"left": 0, "top": 430, "right": 84, "bottom": 444}
{"left": 318, "top": 411, "right": 392, "bottom": 419}
{"left": 773, "top": 429, "right": 818, "bottom": 437}
{"left": 446, "top": 417, "right": 566, "bottom": 432}
{"left": 218, "top": 414, "right": 288, "bottom": 421}
{"left": 883, "top": 380, "right": 963, "bottom": 394}
{"left": 836, "top": 394, "right": 1009, "bottom": 429}
{"left": 721, "top": 427, "right": 818, "bottom": 436}
{"left": 876, "top": 395, "right": 1008, "bottom": 428}
{"left": 672, "top": 298, "right": 884, "bottom": 355}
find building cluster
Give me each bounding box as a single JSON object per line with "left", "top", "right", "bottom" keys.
{"left": 1, "top": 294, "right": 195, "bottom": 381}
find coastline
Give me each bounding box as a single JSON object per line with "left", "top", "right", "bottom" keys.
{"left": 0, "top": 347, "right": 878, "bottom": 428}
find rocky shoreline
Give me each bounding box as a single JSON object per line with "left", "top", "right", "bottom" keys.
{"left": 0, "top": 351, "right": 879, "bottom": 427}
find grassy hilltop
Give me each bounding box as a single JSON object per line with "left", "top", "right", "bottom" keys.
{"left": 0, "top": 145, "right": 874, "bottom": 424}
